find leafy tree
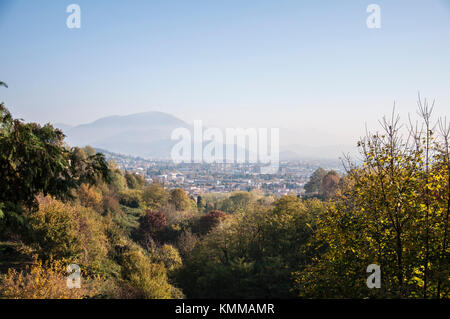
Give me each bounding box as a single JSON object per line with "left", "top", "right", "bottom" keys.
{"left": 157, "top": 244, "right": 182, "bottom": 272}
{"left": 219, "top": 191, "right": 253, "bottom": 213}
{"left": 118, "top": 244, "right": 183, "bottom": 299}
{"left": 320, "top": 170, "right": 340, "bottom": 199}
{"left": 197, "top": 210, "right": 227, "bottom": 235}
{"left": 177, "top": 196, "right": 321, "bottom": 298}
{"left": 108, "top": 161, "right": 127, "bottom": 192}
{"left": 124, "top": 172, "right": 146, "bottom": 189}
{"left": 26, "top": 196, "right": 109, "bottom": 269}
{"left": 77, "top": 183, "right": 103, "bottom": 210}
{"left": 0, "top": 258, "right": 104, "bottom": 299}
{"left": 0, "top": 104, "right": 110, "bottom": 237}
{"left": 304, "top": 168, "right": 327, "bottom": 195}
{"left": 294, "top": 102, "right": 449, "bottom": 298}
{"left": 138, "top": 209, "right": 167, "bottom": 242}
{"left": 83, "top": 145, "right": 96, "bottom": 157}
{"left": 176, "top": 230, "right": 198, "bottom": 258}
{"left": 118, "top": 189, "right": 142, "bottom": 208}
{"left": 102, "top": 195, "right": 122, "bottom": 215}
{"left": 196, "top": 195, "right": 204, "bottom": 212}
{"left": 129, "top": 173, "right": 145, "bottom": 189}
{"left": 142, "top": 183, "right": 169, "bottom": 210}
{"left": 169, "top": 188, "right": 191, "bottom": 211}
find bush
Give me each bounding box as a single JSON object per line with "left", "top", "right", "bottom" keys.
{"left": 137, "top": 209, "right": 167, "bottom": 243}
{"left": 169, "top": 189, "right": 192, "bottom": 211}
{"left": 0, "top": 258, "right": 103, "bottom": 299}
{"left": 157, "top": 244, "right": 182, "bottom": 272}
{"left": 26, "top": 196, "right": 109, "bottom": 270}
{"left": 142, "top": 183, "right": 169, "bottom": 210}
{"left": 118, "top": 245, "right": 183, "bottom": 299}
{"left": 102, "top": 195, "right": 122, "bottom": 215}
{"left": 125, "top": 173, "right": 146, "bottom": 190}
{"left": 197, "top": 210, "right": 227, "bottom": 235}
{"left": 118, "top": 189, "right": 142, "bottom": 208}
{"left": 77, "top": 183, "right": 103, "bottom": 210}
{"left": 176, "top": 230, "right": 198, "bottom": 258}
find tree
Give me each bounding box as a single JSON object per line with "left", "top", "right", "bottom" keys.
{"left": 196, "top": 195, "right": 204, "bottom": 212}
{"left": 26, "top": 196, "right": 109, "bottom": 268}
{"left": 304, "top": 168, "right": 327, "bottom": 195}
{"left": 124, "top": 172, "right": 145, "bottom": 189}
{"left": 294, "top": 102, "right": 449, "bottom": 298}
{"left": 142, "top": 183, "right": 169, "bottom": 210}
{"left": 219, "top": 191, "right": 253, "bottom": 213}
{"left": 108, "top": 164, "right": 127, "bottom": 192}
{"left": 138, "top": 209, "right": 167, "bottom": 242}
{"left": 176, "top": 230, "right": 198, "bottom": 258}
{"left": 176, "top": 196, "right": 321, "bottom": 298}
{"left": 320, "top": 170, "right": 340, "bottom": 199}
{"left": 77, "top": 183, "right": 103, "bottom": 209}
{"left": 118, "top": 189, "right": 142, "bottom": 208}
{"left": 169, "top": 188, "right": 191, "bottom": 211}
{"left": 118, "top": 244, "right": 183, "bottom": 299}
{"left": 157, "top": 244, "right": 182, "bottom": 272}
{"left": 197, "top": 210, "right": 227, "bottom": 235}
{"left": 0, "top": 104, "right": 110, "bottom": 236}
{"left": 0, "top": 81, "right": 7, "bottom": 88}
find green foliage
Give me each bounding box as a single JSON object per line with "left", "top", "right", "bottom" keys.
{"left": 26, "top": 196, "right": 109, "bottom": 271}
{"left": 176, "top": 196, "right": 321, "bottom": 298}
{"left": 108, "top": 163, "right": 127, "bottom": 192}
{"left": 0, "top": 104, "right": 110, "bottom": 235}
{"left": 304, "top": 168, "right": 327, "bottom": 195}
{"left": 142, "top": 183, "right": 169, "bottom": 210}
{"left": 118, "top": 244, "right": 183, "bottom": 299}
{"left": 294, "top": 106, "right": 450, "bottom": 298}
{"left": 118, "top": 189, "right": 142, "bottom": 208}
{"left": 157, "top": 244, "right": 183, "bottom": 272}
{"left": 169, "top": 188, "right": 192, "bottom": 211}
{"left": 125, "top": 172, "right": 146, "bottom": 189}
{"left": 218, "top": 191, "right": 254, "bottom": 213}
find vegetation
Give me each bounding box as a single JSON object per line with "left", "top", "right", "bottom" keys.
{"left": 0, "top": 98, "right": 448, "bottom": 299}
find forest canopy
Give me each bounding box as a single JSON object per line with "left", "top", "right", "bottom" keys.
{"left": 0, "top": 99, "right": 448, "bottom": 299}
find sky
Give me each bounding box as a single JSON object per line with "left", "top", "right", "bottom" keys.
{"left": 0, "top": 0, "right": 449, "bottom": 147}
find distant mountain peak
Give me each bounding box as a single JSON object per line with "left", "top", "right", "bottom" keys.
{"left": 64, "top": 111, "right": 190, "bottom": 158}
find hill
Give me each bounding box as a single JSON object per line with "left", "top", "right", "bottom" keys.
{"left": 65, "top": 112, "right": 190, "bottom": 158}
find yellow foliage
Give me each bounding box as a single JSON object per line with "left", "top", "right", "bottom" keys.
{"left": 0, "top": 258, "right": 102, "bottom": 299}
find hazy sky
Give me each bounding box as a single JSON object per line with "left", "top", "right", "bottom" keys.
{"left": 1, "top": 0, "right": 449, "bottom": 147}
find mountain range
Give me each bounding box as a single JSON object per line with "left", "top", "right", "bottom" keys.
{"left": 60, "top": 111, "right": 356, "bottom": 160}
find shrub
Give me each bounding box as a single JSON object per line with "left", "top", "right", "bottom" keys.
{"left": 142, "top": 183, "right": 169, "bottom": 210}
{"left": 0, "top": 258, "right": 102, "bottom": 299}
{"left": 118, "top": 245, "right": 183, "bottom": 299}
{"left": 137, "top": 209, "right": 167, "bottom": 242}
{"left": 118, "top": 189, "right": 142, "bottom": 208}
{"left": 197, "top": 210, "right": 227, "bottom": 235}
{"left": 124, "top": 173, "right": 146, "bottom": 190}
{"left": 102, "top": 195, "right": 122, "bottom": 215}
{"left": 27, "top": 196, "right": 109, "bottom": 270}
{"left": 169, "top": 188, "right": 192, "bottom": 211}
{"left": 77, "top": 183, "right": 103, "bottom": 210}
{"left": 176, "top": 230, "right": 198, "bottom": 258}
{"left": 157, "top": 244, "right": 182, "bottom": 272}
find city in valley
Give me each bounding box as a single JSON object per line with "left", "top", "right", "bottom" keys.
{"left": 100, "top": 149, "right": 343, "bottom": 197}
